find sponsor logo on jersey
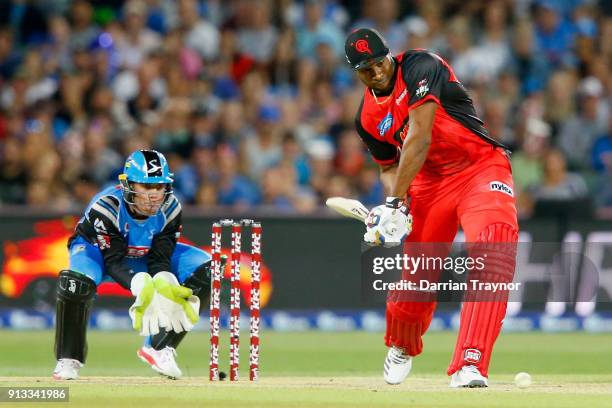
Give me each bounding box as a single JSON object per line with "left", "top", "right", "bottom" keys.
{"left": 415, "top": 78, "right": 429, "bottom": 98}
{"left": 126, "top": 246, "right": 150, "bottom": 258}
{"left": 96, "top": 234, "right": 110, "bottom": 250}
{"left": 464, "top": 348, "right": 481, "bottom": 363}
{"left": 489, "top": 181, "right": 514, "bottom": 197}
{"left": 377, "top": 113, "right": 393, "bottom": 136}
{"left": 395, "top": 89, "right": 407, "bottom": 105}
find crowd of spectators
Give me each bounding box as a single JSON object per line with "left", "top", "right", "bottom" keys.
{"left": 0, "top": 0, "right": 609, "bottom": 218}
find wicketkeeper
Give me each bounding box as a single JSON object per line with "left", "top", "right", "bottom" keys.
{"left": 53, "top": 150, "right": 212, "bottom": 380}
{"left": 347, "top": 28, "right": 518, "bottom": 387}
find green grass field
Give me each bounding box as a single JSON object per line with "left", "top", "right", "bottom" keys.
{"left": 1, "top": 330, "right": 611, "bottom": 407}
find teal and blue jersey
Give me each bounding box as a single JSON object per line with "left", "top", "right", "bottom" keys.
{"left": 69, "top": 185, "right": 183, "bottom": 288}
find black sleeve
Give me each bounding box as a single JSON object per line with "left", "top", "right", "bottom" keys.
{"left": 87, "top": 207, "right": 132, "bottom": 290}
{"left": 401, "top": 52, "right": 445, "bottom": 109}
{"left": 148, "top": 199, "right": 182, "bottom": 274}
{"left": 355, "top": 99, "right": 400, "bottom": 166}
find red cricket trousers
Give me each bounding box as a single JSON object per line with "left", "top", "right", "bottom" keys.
{"left": 385, "top": 147, "right": 518, "bottom": 377}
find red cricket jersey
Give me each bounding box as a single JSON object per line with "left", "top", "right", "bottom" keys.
{"left": 355, "top": 50, "right": 505, "bottom": 179}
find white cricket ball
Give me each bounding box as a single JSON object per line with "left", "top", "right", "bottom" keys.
{"left": 514, "top": 372, "right": 532, "bottom": 388}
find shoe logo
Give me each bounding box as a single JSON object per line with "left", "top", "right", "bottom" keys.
{"left": 464, "top": 348, "right": 481, "bottom": 363}
{"left": 68, "top": 279, "right": 77, "bottom": 294}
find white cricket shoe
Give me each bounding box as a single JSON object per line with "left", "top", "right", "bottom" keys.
{"left": 53, "top": 358, "right": 83, "bottom": 380}
{"left": 449, "top": 365, "right": 488, "bottom": 388}
{"left": 383, "top": 346, "right": 412, "bottom": 385}
{"left": 137, "top": 346, "right": 182, "bottom": 379}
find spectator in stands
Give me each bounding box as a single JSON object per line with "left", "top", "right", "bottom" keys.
{"left": 558, "top": 77, "right": 609, "bottom": 170}
{"left": 530, "top": 148, "right": 589, "bottom": 201}
{"left": 592, "top": 116, "right": 612, "bottom": 174}
{"left": 351, "top": 0, "right": 406, "bottom": 54}
{"left": 533, "top": 1, "right": 576, "bottom": 68}
{"left": 0, "top": 0, "right": 608, "bottom": 216}
{"left": 509, "top": 19, "right": 550, "bottom": 96}
{"left": 0, "top": 136, "right": 26, "bottom": 204}
{"left": 296, "top": 0, "right": 345, "bottom": 60}
{"left": 242, "top": 104, "right": 283, "bottom": 180}
{"left": 217, "top": 145, "right": 260, "bottom": 210}
{"left": 178, "top": 0, "right": 219, "bottom": 61}
{"left": 512, "top": 118, "right": 551, "bottom": 216}
{"left": 235, "top": 0, "right": 278, "bottom": 64}
{"left": 116, "top": 0, "right": 162, "bottom": 69}
{"left": 592, "top": 116, "right": 612, "bottom": 208}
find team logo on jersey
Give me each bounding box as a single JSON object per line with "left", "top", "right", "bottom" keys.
{"left": 415, "top": 78, "right": 430, "bottom": 98}
{"left": 354, "top": 39, "right": 372, "bottom": 54}
{"left": 490, "top": 181, "right": 514, "bottom": 197}
{"left": 377, "top": 113, "right": 393, "bottom": 136}
{"left": 464, "top": 348, "right": 481, "bottom": 363}
{"left": 94, "top": 218, "right": 107, "bottom": 232}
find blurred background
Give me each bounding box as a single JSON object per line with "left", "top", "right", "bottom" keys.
{"left": 0, "top": 0, "right": 609, "bottom": 214}
{"left": 0, "top": 0, "right": 611, "bottom": 331}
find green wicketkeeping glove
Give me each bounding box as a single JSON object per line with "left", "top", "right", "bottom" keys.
{"left": 129, "top": 272, "right": 164, "bottom": 335}
{"left": 153, "top": 272, "right": 200, "bottom": 332}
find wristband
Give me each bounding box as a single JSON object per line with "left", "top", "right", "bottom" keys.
{"left": 385, "top": 197, "right": 403, "bottom": 209}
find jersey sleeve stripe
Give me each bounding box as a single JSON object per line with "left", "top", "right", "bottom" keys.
{"left": 163, "top": 198, "right": 179, "bottom": 217}
{"left": 90, "top": 203, "right": 119, "bottom": 228}
{"left": 97, "top": 198, "right": 119, "bottom": 217}
{"left": 99, "top": 195, "right": 120, "bottom": 212}
{"left": 163, "top": 202, "right": 181, "bottom": 229}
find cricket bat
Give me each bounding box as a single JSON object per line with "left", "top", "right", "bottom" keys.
{"left": 325, "top": 197, "right": 369, "bottom": 224}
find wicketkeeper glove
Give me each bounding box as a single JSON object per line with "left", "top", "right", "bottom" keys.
{"left": 153, "top": 272, "right": 201, "bottom": 333}
{"left": 129, "top": 272, "right": 166, "bottom": 336}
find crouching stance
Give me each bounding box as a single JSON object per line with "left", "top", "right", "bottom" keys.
{"left": 53, "top": 150, "right": 211, "bottom": 380}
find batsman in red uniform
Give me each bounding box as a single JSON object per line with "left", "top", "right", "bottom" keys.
{"left": 347, "top": 28, "right": 518, "bottom": 387}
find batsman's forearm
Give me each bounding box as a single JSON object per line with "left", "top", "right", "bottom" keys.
{"left": 390, "top": 132, "right": 431, "bottom": 197}
{"left": 380, "top": 165, "right": 398, "bottom": 195}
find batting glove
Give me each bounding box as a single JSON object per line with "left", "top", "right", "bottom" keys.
{"left": 363, "top": 197, "right": 413, "bottom": 247}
